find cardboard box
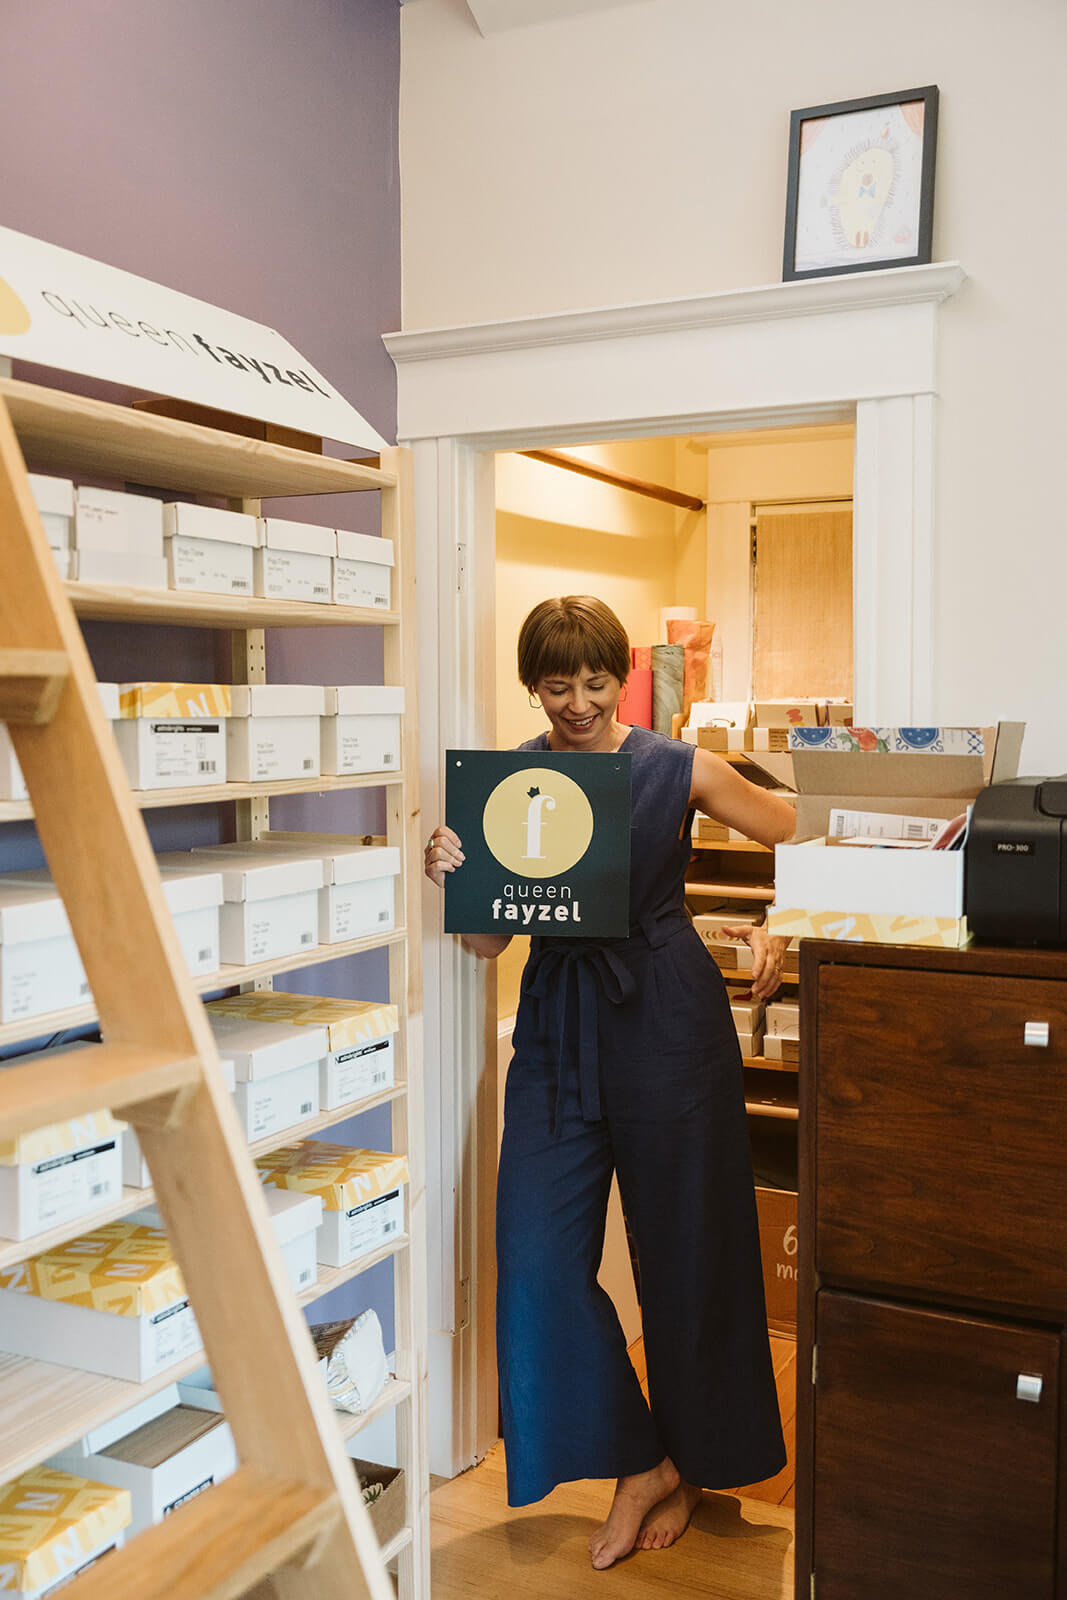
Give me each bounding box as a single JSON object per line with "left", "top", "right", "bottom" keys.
{"left": 162, "top": 502, "right": 257, "bottom": 547}
{"left": 0, "top": 879, "right": 90, "bottom": 1022}
{"left": 50, "top": 547, "right": 74, "bottom": 581}
{"left": 254, "top": 518, "right": 334, "bottom": 604}
{"left": 74, "top": 487, "right": 164, "bottom": 554}
{"left": 169, "top": 847, "right": 322, "bottom": 965}
{"left": 233, "top": 1059, "right": 320, "bottom": 1143}
{"left": 226, "top": 685, "right": 325, "bottom": 782}
{"left": 321, "top": 686, "right": 404, "bottom": 776}
{"left": 132, "top": 1185, "right": 322, "bottom": 1298}
{"left": 694, "top": 911, "right": 763, "bottom": 946}
{"left": 764, "top": 1034, "right": 799, "bottom": 1062}
{"left": 0, "top": 1466, "right": 130, "bottom": 1598}
{"left": 765, "top": 1001, "right": 800, "bottom": 1037}
{"left": 774, "top": 835, "right": 964, "bottom": 920}
{"left": 165, "top": 537, "right": 254, "bottom": 597}
{"left": 256, "top": 1142, "right": 408, "bottom": 1269}
{"left": 735, "top": 1023, "right": 765, "bottom": 1058}
{"left": 0, "top": 1222, "right": 201, "bottom": 1381}
{"left": 208, "top": 1013, "right": 328, "bottom": 1083}
{"left": 73, "top": 549, "right": 168, "bottom": 589}
{"left": 202, "top": 839, "right": 399, "bottom": 945}
{"left": 122, "top": 1057, "right": 234, "bottom": 1188}
{"left": 728, "top": 993, "right": 765, "bottom": 1032}
{"left": 207, "top": 991, "right": 399, "bottom": 1113}
{"left": 755, "top": 1186, "right": 798, "bottom": 1334}
{"left": 113, "top": 682, "right": 231, "bottom": 790}
{"left": 48, "top": 1404, "right": 236, "bottom": 1537}
{"left": 768, "top": 904, "right": 970, "bottom": 949}
{"left": 351, "top": 1459, "right": 405, "bottom": 1549}
{"left": 0, "top": 727, "right": 28, "bottom": 802}
{"left": 28, "top": 473, "right": 75, "bottom": 550}
{"left": 0, "top": 1069, "right": 123, "bottom": 1242}
{"left": 753, "top": 700, "right": 822, "bottom": 728}
{"left": 333, "top": 531, "right": 394, "bottom": 611}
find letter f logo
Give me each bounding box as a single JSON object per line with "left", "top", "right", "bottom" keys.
{"left": 522, "top": 785, "right": 556, "bottom": 860}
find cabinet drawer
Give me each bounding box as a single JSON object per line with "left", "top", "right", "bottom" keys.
{"left": 813, "top": 1291, "right": 1058, "bottom": 1600}
{"left": 816, "top": 966, "right": 1067, "bottom": 1311}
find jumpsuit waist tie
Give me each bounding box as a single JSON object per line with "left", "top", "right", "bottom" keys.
{"left": 525, "top": 908, "right": 690, "bottom": 1137}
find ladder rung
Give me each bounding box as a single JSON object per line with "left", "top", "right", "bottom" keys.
{"left": 0, "top": 1041, "right": 202, "bottom": 1142}
{"left": 0, "top": 648, "right": 70, "bottom": 725}
{"left": 62, "top": 1465, "right": 342, "bottom": 1600}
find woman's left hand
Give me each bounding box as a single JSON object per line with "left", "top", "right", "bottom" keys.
{"left": 720, "top": 925, "right": 790, "bottom": 1000}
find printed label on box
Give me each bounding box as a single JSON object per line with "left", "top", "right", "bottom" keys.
{"left": 29, "top": 1142, "right": 120, "bottom": 1232}
{"left": 329, "top": 1039, "right": 394, "bottom": 1106}
{"left": 148, "top": 1299, "right": 201, "bottom": 1371}
{"left": 149, "top": 724, "right": 223, "bottom": 782}
{"left": 167, "top": 537, "right": 253, "bottom": 596}
{"left": 339, "top": 1189, "right": 403, "bottom": 1260}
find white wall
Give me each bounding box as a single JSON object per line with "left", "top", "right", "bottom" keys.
{"left": 400, "top": 0, "right": 1067, "bottom": 772}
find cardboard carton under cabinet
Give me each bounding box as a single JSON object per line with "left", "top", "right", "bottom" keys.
{"left": 0, "top": 1466, "right": 130, "bottom": 1599}
{"left": 755, "top": 1185, "right": 798, "bottom": 1335}
{"left": 47, "top": 1404, "right": 236, "bottom": 1537}
{"left": 0, "top": 1222, "right": 202, "bottom": 1381}
{"left": 254, "top": 518, "right": 334, "bottom": 604}
{"left": 322, "top": 685, "right": 404, "bottom": 776}
{"left": 0, "top": 878, "right": 90, "bottom": 1022}
{"left": 256, "top": 1142, "right": 409, "bottom": 1269}
{"left": 0, "top": 1062, "right": 124, "bottom": 1241}
{"left": 333, "top": 530, "right": 394, "bottom": 610}
{"left": 207, "top": 991, "right": 399, "bottom": 1113}
{"left": 226, "top": 684, "right": 325, "bottom": 782}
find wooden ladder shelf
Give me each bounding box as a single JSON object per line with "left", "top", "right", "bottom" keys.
{"left": 0, "top": 399, "right": 406, "bottom": 1600}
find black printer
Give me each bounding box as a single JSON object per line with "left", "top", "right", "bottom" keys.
{"left": 965, "top": 776, "right": 1067, "bottom": 943}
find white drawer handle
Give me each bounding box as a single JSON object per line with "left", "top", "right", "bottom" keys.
{"left": 1024, "top": 1022, "right": 1050, "bottom": 1048}
{"left": 1017, "top": 1373, "right": 1044, "bottom": 1403}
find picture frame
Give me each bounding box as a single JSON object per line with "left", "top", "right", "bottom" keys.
{"left": 782, "top": 85, "right": 939, "bottom": 282}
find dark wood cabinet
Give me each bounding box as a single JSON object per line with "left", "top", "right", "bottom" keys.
{"left": 796, "top": 942, "right": 1067, "bottom": 1600}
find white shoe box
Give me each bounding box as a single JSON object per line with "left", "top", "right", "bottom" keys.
{"left": 226, "top": 685, "right": 325, "bottom": 781}
{"left": 208, "top": 1011, "right": 326, "bottom": 1143}
{"left": 0, "top": 1467, "right": 130, "bottom": 1600}
{"left": 256, "top": 1143, "right": 408, "bottom": 1270}
{"left": 50, "top": 546, "right": 74, "bottom": 580}
{"left": 114, "top": 716, "right": 227, "bottom": 791}
{"left": 122, "top": 1056, "right": 235, "bottom": 1188}
{"left": 0, "top": 728, "right": 28, "bottom": 802}
{"left": 766, "top": 1000, "right": 801, "bottom": 1037}
{"left": 333, "top": 530, "right": 394, "bottom": 610}
{"left": 0, "top": 880, "right": 90, "bottom": 1022}
{"left": 322, "top": 1034, "right": 396, "bottom": 1112}
{"left": 0, "top": 1224, "right": 202, "bottom": 1382}
{"left": 319, "top": 1186, "right": 405, "bottom": 1269}
{"left": 233, "top": 1059, "right": 320, "bottom": 1142}
{"left": 216, "top": 839, "right": 399, "bottom": 945}
{"left": 163, "top": 502, "right": 256, "bottom": 598}
{"left": 254, "top": 518, "right": 334, "bottom": 604}
{"left": 182, "top": 847, "right": 323, "bottom": 965}
{"left": 131, "top": 1185, "right": 322, "bottom": 1299}
{"left": 48, "top": 1402, "right": 236, "bottom": 1537}
{"left": 321, "top": 686, "right": 403, "bottom": 776}
{"left": 73, "top": 549, "right": 168, "bottom": 588}
{"left": 28, "top": 472, "right": 75, "bottom": 549}
{"left": 74, "top": 487, "right": 164, "bottom": 553}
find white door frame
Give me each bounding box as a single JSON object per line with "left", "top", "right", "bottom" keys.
{"left": 385, "top": 260, "right": 966, "bottom": 1478}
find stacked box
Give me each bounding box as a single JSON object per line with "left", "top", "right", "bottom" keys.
{"left": 197, "top": 839, "right": 399, "bottom": 945}
{"left": 0, "top": 1221, "right": 202, "bottom": 1381}
{"left": 256, "top": 1141, "right": 408, "bottom": 1269}
{"left": 113, "top": 683, "right": 231, "bottom": 790}
{"left": 162, "top": 503, "right": 256, "bottom": 597}
{"left": 207, "top": 990, "right": 398, "bottom": 1112}
{"left": 123, "top": 1055, "right": 235, "bottom": 1187}
{"left": 131, "top": 1184, "right": 322, "bottom": 1298}
{"left": 226, "top": 685, "right": 325, "bottom": 782}
{"left": 321, "top": 686, "right": 404, "bottom": 777}
{"left": 207, "top": 1012, "right": 326, "bottom": 1142}
{"left": 255, "top": 518, "right": 334, "bottom": 604}
{"left": 28, "top": 473, "right": 75, "bottom": 583}
{"left": 161, "top": 847, "right": 322, "bottom": 966}
{"left": 0, "top": 1466, "right": 131, "bottom": 1598}
{"left": 333, "top": 531, "right": 394, "bottom": 610}
{"left": 0, "top": 877, "right": 90, "bottom": 1022}
{"left": 73, "top": 487, "right": 166, "bottom": 589}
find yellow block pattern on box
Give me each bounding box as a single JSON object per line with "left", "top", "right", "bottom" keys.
{"left": 0, "top": 1110, "right": 126, "bottom": 1167}
{"left": 768, "top": 906, "right": 969, "bottom": 949}
{"left": 0, "top": 1221, "right": 186, "bottom": 1316}
{"left": 256, "top": 1141, "right": 409, "bottom": 1211}
{"left": 0, "top": 1466, "right": 130, "bottom": 1593}
{"left": 208, "top": 992, "right": 398, "bottom": 1053}
{"left": 117, "top": 682, "right": 232, "bottom": 719}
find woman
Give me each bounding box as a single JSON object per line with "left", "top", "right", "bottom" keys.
{"left": 425, "top": 595, "right": 795, "bottom": 1570}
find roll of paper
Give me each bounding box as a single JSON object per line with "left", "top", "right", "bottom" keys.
{"left": 617, "top": 667, "right": 652, "bottom": 728}
{"left": 659, "top": 606, "right": 697, "bottom": 644}
{"left": 651, "top": 644, "right": 684, "bottom": 736}
{"left": 666, "top": 618, "right": 716, "bottom": 718}
{"left": 631, "top": 645, "right": 653, "bottom": 672}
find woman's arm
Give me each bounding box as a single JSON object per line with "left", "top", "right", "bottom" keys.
{"left": 424, "top": 824, "right": 513, "bottom": 963}
{"left": 688, "top": 747, "right": 796, "bottom": 847}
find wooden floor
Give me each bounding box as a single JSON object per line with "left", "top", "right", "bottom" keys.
{"left": 429, "top": 1335, "right": 797, "bottom": 1600}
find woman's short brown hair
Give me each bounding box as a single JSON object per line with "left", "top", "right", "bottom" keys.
{"left": 517, "top": 596, "right": 630, "bottom": 692}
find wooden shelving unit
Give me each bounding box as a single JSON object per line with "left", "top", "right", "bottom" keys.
{"left": 0, "top": 379, "right": 427, "bottom": 1600}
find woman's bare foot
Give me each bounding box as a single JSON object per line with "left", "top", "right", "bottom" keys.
{"left": 635, "top": 1480, "right": 704, "bottom": 1550}
{"left": 588, "top": 1457, "right": 680, "bottom": 1570}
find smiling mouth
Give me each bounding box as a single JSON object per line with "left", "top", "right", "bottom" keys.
{"left": 565, "top": 713, "right": 598, "bottom": 731}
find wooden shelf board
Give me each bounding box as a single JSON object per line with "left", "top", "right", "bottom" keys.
{"left": 691, "top": 839, "right": 772, "bottom": 854}
{"left": 741, "top": 1054, "right": 798, "bottom": 1076}
{"left": 685, "top": 880, "right": 776, "bottom": 903}
{"left": 1, "top": 378, "right": 393, "bottom": 498}
{"left": 65, "top": 581, "right": 399, "bottom": 631}
{"left": 338, "top": 1376, "right": 413, "bottom": 1444}
{"left": 0, "top": 1084, "right": 408, "bottom": 1272}
{"left": 0, "top": 769, "right": 404, "bottom": 824}
{"left": 744, "top": 1099, "right": 799, "bottom": 1122}
{"left": 381, "top": 1526, "right": 414, "bottom": 1566}
{"left": 0, "top": 927, "right": 407, "bottom": 1050}
{"left": 303, "top": 1237, "right": 409, "bottom": 1306}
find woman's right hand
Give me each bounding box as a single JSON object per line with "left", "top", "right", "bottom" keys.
{"left": 424, "top": 824, "right": 465, "bottom": 889}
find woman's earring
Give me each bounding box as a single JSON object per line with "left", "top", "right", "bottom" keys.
{"left": 528, "top": 693, "right": 542, "bottom": 710}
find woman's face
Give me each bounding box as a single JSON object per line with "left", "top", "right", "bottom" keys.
{"left": 535, "top": 664, "right": 622, "bottom": 751}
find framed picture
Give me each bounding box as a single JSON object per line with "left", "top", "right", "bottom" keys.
{"left": 782, "top": 85, "right": 939, "bottom": 281}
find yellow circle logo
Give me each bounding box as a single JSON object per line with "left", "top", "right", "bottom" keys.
{"left": 0, "top": 279, "right": 31, "bottom": 336}
{"left": 482, "top": 767, "right": 594, "bottom": 878}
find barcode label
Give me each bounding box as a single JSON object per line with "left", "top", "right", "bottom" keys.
{"left": 299, "top": 1267, "right": 312, "bottom": 1284}
{"left": 313, "top": 584, "right": 330, "bottom": 596}
{"left": 373, "top": 1072, "right": 386, "bottom": 1085}
{"left": 90, "top": 1183, "right": 106, "bottom": 1198}
{"left": 300, "top": 931, "right": 314, "bottom": 944}
{"left": 79, "top": 981, "right": 91, "bottom": 996}
{"left": 383, "top": 1220, "right": 397, "bottom": 1234}
{"left": 232, "top": 578, "right": 251, "bottom": 591}
{"left": 299, "top": 1100, "right": 313, "bottom": 1115}
{"left": 904, "top": 821, "right": 927, "bottom": 839}
{"left": 198, "top": 760, "right": 216, "bottom": 773}
{"left": 302, "top": 758, "right": 314, "bottom": 770}
{"left": 384, "top": 754, "right": 395, "bottom": 764}
{"left": 197, "top": 946, "right": 212, "bottom": 963}
{"left": 377, "top": 910, "right": 389, "bottom": 922}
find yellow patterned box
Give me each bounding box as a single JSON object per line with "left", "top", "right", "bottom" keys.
{"left": 0, "top": 1222, "right": 202, "bottom": 1382}
{"left": 114, "top": 683, "right": 230, "bottom": 792}
{"left": 256, "top": 1141, "right": 408, "bottom": 1269}
{"left": 0, "top": 1101, "right": 126, "bottom": 1244}
{"left": 208, "top": 993, "right": 399, "bottom": 1112}
{"left": 0, "top": 1465, "right": 130, "bottom": 1597}
{"left": 768, "top": 906, "right": 970, "bottom": 949}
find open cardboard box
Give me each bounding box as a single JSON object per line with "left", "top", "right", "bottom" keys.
{"left": 351, "top": 1458, "right": 405, "bottom": 1550}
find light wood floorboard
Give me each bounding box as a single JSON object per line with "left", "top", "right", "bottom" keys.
{"left": 430, "top": 1442, "right": 793, "bottom": 1600}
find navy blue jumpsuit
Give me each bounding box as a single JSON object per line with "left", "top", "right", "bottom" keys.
{"left": 496, "top": 724, "right": 786, "bottom": 1506}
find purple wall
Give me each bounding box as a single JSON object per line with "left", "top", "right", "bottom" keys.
{"left": 0, "top": 0, "right": 402, "bottom": 1339}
